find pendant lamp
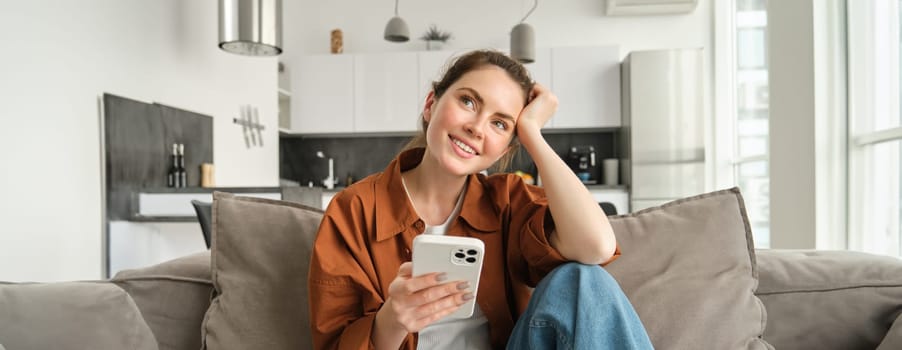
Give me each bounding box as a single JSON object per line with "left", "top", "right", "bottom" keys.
{"left": 384, "top": 0, "right": 410, "bottom": 42}
{"left": 219, "top": 0, "right": 283, "bottom": 56}
{"left": 511, "top": 0, "right": 538, "bottom": 63}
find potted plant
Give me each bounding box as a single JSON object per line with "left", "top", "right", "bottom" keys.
{"left": 420, "top": 24, "right": 452, "bottom": 51}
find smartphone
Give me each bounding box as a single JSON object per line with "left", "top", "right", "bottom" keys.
{"left": 411, "top": 234, "right": 485, "bottom": 320}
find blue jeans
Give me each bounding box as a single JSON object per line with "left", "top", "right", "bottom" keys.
{"left": 507, "top": 263, "right": 654, "bottom": 350}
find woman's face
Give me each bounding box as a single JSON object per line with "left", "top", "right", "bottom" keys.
{"left": 422, "top": 66, "right": 526, "bottom": 176}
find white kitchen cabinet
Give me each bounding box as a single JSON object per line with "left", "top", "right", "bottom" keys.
{"left": 588, "top": 187, "right": 630, "bottom": 215}
{"left": 291, "top": 54, "right": 354, "bottom": 133}
{"left": 417, "top": 50, "right": 461, "bottom": 111}
{"left": 525, "top": 48, "right": 552, "bottom": 90}
{"left": 550, "top": 46, "right": 621, "bottom": 129}
{"left": 524, "top": 48, "right": 553, "bottom": 128}
{"left": 354, "top": 52, "right": 419, "bottom": 132}
{"left": 278, "top": 62, "right": 292, "bottom": 131}
{"left": 288, "top": 46, "right": 622, "bottom": 135}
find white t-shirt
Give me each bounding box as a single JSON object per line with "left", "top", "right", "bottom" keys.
{"left": 402, "top": 178, "right": 492, "bottom": 350}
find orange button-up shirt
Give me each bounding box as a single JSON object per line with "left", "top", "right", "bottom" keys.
{"left": 308, "top": 148, "right": 619, "bottom": 350}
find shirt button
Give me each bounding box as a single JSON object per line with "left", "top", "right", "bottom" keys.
{"left": 414, "top": 221, "right": 424, "bottom": 230}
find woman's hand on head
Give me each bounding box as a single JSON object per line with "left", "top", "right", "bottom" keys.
{"left": 380, "top": 262, "right": 472, "bottom": 334}
{"left": 516, "top": 83, "right": 558, "bottom": 135}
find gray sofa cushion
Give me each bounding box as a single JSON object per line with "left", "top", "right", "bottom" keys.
{"left": 605, "top": 188, "right": 772, "bottom": 349}
{"left": 882, "top": 313, "right": 902, "bottom": 350}
{"left": 113, "top": 251, "right": 214, "bottom": 350}
{"left": 756, "top": 249, "right": 902, "bottom": 349}
{"left": 201, "top": 192, "right": 324, "bottom": 350}
{"left": 0, "top": 281, "right": 158, "bottom": 350}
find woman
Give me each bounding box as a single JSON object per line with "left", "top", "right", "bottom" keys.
{"left": 309, "top": 50, "right": 652, "bottom": 349}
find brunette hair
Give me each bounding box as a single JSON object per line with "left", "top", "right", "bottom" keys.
{"left": 402, "top": 50, "right": 535, "bottom": 172}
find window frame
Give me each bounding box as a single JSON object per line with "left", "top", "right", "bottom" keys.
{"left": 714, "top": 0, "right": 772, "bottom": 248}
{"left": 847, "top": 0, "right": 901, "bottom": 256}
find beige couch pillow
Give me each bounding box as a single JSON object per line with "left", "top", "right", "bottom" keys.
{"left": 201, "top": 192, "right": 323, "bottom": 350}
{"left": 0, "top": 281, "right": 157, "bottom": 350}
{"left": 604, "top": 188, "right": 772, "bottom": 349}
{"left": 113, "top": 251, "right": 214, "bottom": 350}
{"left": 755, "top": 249, "right": 902, "bottom": 349}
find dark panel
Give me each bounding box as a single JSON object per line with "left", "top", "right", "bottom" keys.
{"left": 280, "top": 136, "right": 410, "bottom": 187}
{"left": 511, "top": 132, "right": 619, "bottom": 182}
{"left": 156, "top": 103, "right": 214, "bottom": 188}
{"left": 104, "top": 93, "right": 213, "bottom": 220}
{"left": 279, "top": 131, "right": 619, "bottom": 187}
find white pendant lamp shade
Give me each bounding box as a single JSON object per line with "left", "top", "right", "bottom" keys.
{"left": 219, "top": 0, "right": 283, "bottom": 56}
{"left": 384, "top": 16, "right": 410, "bottom": 42}
{"left": 384, "top": 0, "right": 410, "bottom": 42}
{"left": 510, "top": 23, "right": 535, "bottom": 63}
{"left": 511, "top": 0, "right": 538, "bottom": 63}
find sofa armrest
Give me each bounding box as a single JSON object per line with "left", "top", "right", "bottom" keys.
{"left": 0, "top": 281, "right": 158, "bottom": 350}
{"left": 112, "top": 251, "right": 213, "bottom": 350}
{"left": 755, "top": 249, "right": 902, "bottom": 349}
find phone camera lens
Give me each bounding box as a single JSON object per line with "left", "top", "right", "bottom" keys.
{"left": 467, "top": 249, "right": 477, "bottom": 256}
{"left": 466, "top": 257, "right": 477, "bottom": 263}
{"left": 455, "top": 252, "right": 466, "bottom": 259}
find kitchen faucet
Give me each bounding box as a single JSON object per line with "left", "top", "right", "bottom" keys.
{"left": 316, "top": 151, "right": 337, "bottom": 189}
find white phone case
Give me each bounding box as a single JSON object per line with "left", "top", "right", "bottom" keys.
{"left": 411, "top": 235, "right": 485, "bottom": 320}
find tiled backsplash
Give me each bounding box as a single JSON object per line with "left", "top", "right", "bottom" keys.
{"left": 280, "top": 131, "right": 620, "bottom": 187}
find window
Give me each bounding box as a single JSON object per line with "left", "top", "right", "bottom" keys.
{"left": 734, "top": 0, "right": 771, "bottom": 248}
{"left": 847, "top": 0, "right": 902, "bottom": 256}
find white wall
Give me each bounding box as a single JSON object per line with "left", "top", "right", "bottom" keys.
{"left": 768, "top": 0, "right": 817, "bottom": 249}
{"left": 0, "top": 1, "right": 279, "bottom": 282}
{"left": 767, "top": 0, "right": 850, "bottom": 250}
{"left": 283, "top": 0, "right": 712, "bottom": 60}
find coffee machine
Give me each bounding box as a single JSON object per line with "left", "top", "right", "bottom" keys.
{"left": 567, "top": 146, "right": 596, "bottom": 183}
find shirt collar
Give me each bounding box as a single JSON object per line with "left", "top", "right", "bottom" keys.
{"left": 374, "top": 148, "right": 501, "bottom": 242}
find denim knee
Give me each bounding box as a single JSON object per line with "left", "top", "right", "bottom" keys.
{"left": 510, "top": 263, "right": 653, "bottom": 350}
{"left": 540, "top": 262, "right": 620, "bottom": 293}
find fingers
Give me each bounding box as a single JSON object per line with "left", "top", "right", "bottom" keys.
{"left": 531, "top": 82, "right": 548, "bottom": 96}
{"left": 407, "top": 281, "right": 470, "bottom": 306}
{"left": 397, "top": 288, "right": 472, "bottom": 332}
{"left": 414, "top": 287, "right": 471, "bottom": 315}
{"left": 411, "top": 292, "right": 472, "bottom": 328}
{"left": 390, "top": 271, "right": 445, "bottom": 295}
{"left": 385, "top": 262, "right": 475, "bottom": 332}
{"left": 397, "top": 262, "right": 412, "bottom": 277}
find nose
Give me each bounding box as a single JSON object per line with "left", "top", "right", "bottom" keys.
{"left": 464, "top": 114, "right": 487, "bottom": 139}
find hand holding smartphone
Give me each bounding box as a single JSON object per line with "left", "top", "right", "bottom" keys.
{"left": 412, "top": 235, "right": 485, "bottom": 320}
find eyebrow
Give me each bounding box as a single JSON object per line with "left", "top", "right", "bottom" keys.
{"left": 456, "top": 87, "right": 517, "bottom": 124}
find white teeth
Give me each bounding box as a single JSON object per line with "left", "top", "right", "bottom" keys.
{"left": 453, "top": 138, "right": 475, "bottom": 154}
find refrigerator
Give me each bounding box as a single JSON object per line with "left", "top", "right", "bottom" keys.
{"left": 621, "top": 49, "right": 706, "bottom": 211}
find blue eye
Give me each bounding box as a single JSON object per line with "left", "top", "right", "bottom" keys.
{"left": 461, "top": 96, "right": 475, "bottom": 109}
{"left": 493, "top": 120, "right": 508, "bottom": 130}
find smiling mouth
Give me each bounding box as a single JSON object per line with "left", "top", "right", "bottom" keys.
{"left": 450, "top": 136, "right": 478, "bottom": 155}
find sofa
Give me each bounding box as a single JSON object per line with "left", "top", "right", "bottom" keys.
{"left": 2, "top": 188, "right": 902, "bottom": 349}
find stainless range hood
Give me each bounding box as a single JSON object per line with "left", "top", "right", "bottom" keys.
{"left": 219, "top": 0, "right": 282, "bottom": 56}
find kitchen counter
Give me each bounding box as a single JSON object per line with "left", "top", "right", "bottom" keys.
{"left": 130, "top": 187, "right": 283, "bottom": 222}
{"left": 138, "top": 186, "right": 282, "bottom": 194}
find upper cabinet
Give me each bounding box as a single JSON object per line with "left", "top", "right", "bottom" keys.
{"left": 524, "top": 48, "right": 552, "bottom": 89}
{"left": 354, "top": 52, "right": 420, "bottom": 133}
{"left": 286, "top": 46, "right": 621, "bottom": 135}
{"left": 551, "top": 46, "right": 621, "bottom": 129}
{"left": 291, "top": 54, "right": 354, "bottom": 133}
{"left": 417, "top": 50, "right": 459, "bottom": 113}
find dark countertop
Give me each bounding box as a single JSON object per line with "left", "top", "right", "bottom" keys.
{"left": 585, "top": 184, "right": 629, "bottom": 191}
{"left": 138, "top": 186, "right": 282, "bottom": 194}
